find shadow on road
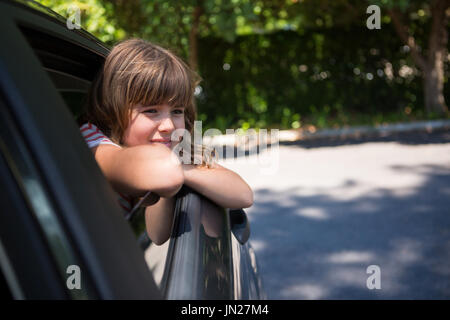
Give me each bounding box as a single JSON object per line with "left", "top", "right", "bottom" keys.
{"left": 214, "top": 129, "right": 450, "bottom": 162}
{"left": 248, "top": 163, "right": 450, "bottom": 299}
{"left": 279, "top": 128, "right": 450, "bottom": 150}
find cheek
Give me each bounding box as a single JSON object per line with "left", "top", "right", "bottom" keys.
{"left": 124, "top": 118, "right": 158, "bottom": 146}
{"left": 175, "top": 117, "right": 186, "bottom": 130}
{"left": 137, "top": 121, "right": 159, "bottom": 140}
{"left": 122, "top": 128, "right": 140, "bottom": 147}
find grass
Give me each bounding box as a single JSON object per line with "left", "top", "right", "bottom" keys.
{"left": 295, "top": 108, "right": 450, "bottom": 132}
{"left": 207, "top": 108, "right": 450, "bottom": 134}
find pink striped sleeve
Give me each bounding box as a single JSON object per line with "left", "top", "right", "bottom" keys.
{"left": 80, "top": 123, "right": 121, "bottom": 149}
{"left": 80, "top": 123, "right": 134, "bottom": 215}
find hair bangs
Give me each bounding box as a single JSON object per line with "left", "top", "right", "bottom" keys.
{"left": 127, "top": 55, "right": 194, "bottom": 109}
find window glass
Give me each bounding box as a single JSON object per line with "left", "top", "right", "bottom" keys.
{"left": 127, "top": 208, "right": 171, "bottom": 289}
{"left": 19, "top": 25, "right": 174, "bottom": 294}
{"left": 0, "top": 99, "right": 93, "bottom": 299}
{"left": 45, "top": 67, "right": 173, "bottom": 292}
{"left": 45, "top": 69, "right": 91, "bottom": 120}
{"left": 45, "top": 67, "right": 174, "bottom": 291}
{"left": 0, "top": 242, "right": 14, "bottom": 300}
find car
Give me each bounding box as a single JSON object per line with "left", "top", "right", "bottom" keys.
{"left": 0, "top": 0, "right": 266, "bottom": 299}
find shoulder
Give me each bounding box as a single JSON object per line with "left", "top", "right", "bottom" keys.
{"left": 80, "top": 123, "right": 121, "bottom": 149}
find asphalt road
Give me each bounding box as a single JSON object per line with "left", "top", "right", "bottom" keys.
{"left": 220, "top": 129, "right": 450, "bottom": 299}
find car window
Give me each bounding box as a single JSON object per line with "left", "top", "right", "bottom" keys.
{"left": 162, "top": 187, "right": 234, "bottom": 299}
{"left": 18, "top": 25, "right": 102, "bottom": 121}
{"left": 18, "top": 26, "right": 173, "bottom": 293}
{"left": 45, "top": 69, "right": 91, "bottom": 120}
{"left": 0, "top": 96, "right": 94, "bottom": 299}
{"left": 0, "top": 243, "right": 14, "bottom": 300}
{"left": 128, "top": 208, "right": 171, "bottom": 288}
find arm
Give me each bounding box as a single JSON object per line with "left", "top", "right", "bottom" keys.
{"left": 92, "top": 143, "right": 184, "bottom": 198}
{"left": 144, "top": 163, "right": 253, "bottom": 244}
{"left": 182, "top": 163, "right": 253, "bottom": 209}
{"left": 144, "top": 163, "right": 253, "bottom": 245}
{"left": 144, "top": 197, "right": 175, "bottom": 245}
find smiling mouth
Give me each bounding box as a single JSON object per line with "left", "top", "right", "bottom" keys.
{"left": 151, "top": 141, "right": 172, "bottom": 147}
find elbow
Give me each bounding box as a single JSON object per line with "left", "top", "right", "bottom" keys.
{"left": 241, "top": 189, "right": 254, "bottom": 208}
{"left": 140, "top": 143, "right": 184, "bottom": 197}
{"left": 156, "top": 160, "right": 184, "bottom": 198}
{"left": 147, "top": 227, "right": 171, "bottom": 245}
{"left": 231, "top": 187, "right": 253, "bottom": 209}
{"left": 164, "top": 173, "right": 184, "bottom": 198}
{"left": 150, "top": 234, "right": 170, "bottom": 246}
{"left": 240, "top": 181, "right": 254, "bottom": 208}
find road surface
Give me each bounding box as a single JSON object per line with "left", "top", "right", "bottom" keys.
{"left": 220, "top": 129, "right": 450, "bottom": 299}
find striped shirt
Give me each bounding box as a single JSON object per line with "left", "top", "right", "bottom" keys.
{"left": 80, "top": 123, "right": 135, "bottom": 213}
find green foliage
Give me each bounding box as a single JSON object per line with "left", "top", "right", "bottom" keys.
{"left": 37, "top": 0, "right": 449, "bottom": 131}
{"left": 102, "top": 0, "right": 259, "bottom": 59}
{"left": 36, "top": 0, "right": 126, "bottom": 44}
{"left": 197, "top": 24, "right": 449, "bottom": 131}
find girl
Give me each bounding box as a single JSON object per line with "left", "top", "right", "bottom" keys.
{"left": 79, "top": 39, "right": 253, "bottom": 245}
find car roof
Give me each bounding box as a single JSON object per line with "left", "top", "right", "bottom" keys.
{"left": 1, "top": 0, "right": 110, "bottom": 54}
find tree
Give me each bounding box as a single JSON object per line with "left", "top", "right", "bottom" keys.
{"left": 386, "top": 0, "right": 450, "bottom": 115}
{"left": 107, "top": 0, "right": 256, "bottom": 73}
{"left": 38, "top": 0, "right": 450, "bottom": 122}
{"left": 36, "top": 0, "right": 126, "bottom": 44}
{"left": 253, "top": 0, "right": 449, "bottom": 116}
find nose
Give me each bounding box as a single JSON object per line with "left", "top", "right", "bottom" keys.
{"left": 158, "top": 115, "right": 175, "bottom": 133}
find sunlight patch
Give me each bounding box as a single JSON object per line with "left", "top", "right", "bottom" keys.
{"left": 325, "top": 250, "right": 376, "bottom": 264}
{"left": 249, "top": 239, "right": 267, "bottom": 253}
{"left": 280, "top": 283, "right": 328, "bottom": 300}
{"left": 295, "top": 207, "right": 329, "bottom": 220}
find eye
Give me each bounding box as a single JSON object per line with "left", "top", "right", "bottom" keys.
{"left": 172, "top": 108, "right": 185, "bottom": 115}
{"left": 143, "top": 108, "right": 157, "bottom": 114}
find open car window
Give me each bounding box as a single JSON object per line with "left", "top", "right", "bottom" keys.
{"left": 0, "top": 4, "right": 265, "bottom": 298}
{"left": 18, "top": 25, "right": 103, "bottom": 121}
{"left": 16, "top": 23, "right": 172, "bottom": 294}
{"left": 0, "top": 95, "right": 96, "bottom": 299}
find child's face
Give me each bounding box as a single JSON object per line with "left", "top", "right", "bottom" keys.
{"left": 122, "top": 103, "right": 185, "bottom": 149}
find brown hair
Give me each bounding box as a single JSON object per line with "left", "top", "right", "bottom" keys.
{"left": 82, "top": 38, "right": 216, "bottom": 166}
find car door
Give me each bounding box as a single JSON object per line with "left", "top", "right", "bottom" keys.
{"left": 161, "top": 187, "right": 266, "bottom": 299}
{"left": 0, "top": 0, "right": 266, "bottom": 300}
{"left": 0, "top": 0, "right": 160, "bottom": 299}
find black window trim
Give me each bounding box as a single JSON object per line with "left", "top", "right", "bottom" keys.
{"left": 0, "top": 238, "right": 23, "bottom": 299}
{"left": 0, "top": 94, "right": 97, "bottom": 299}
{"left": 0, "top": 1, "right": 162, "bottom": 299}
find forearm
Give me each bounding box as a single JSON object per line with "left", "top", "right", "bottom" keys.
{"left": 145, "top": 197, "right": 175, "bottom": 245}
{"left": 182, "top": 164, "right": 253, "bottom": 209}
{"left": 95, "top": 144, "right": 183, "bottom": 198}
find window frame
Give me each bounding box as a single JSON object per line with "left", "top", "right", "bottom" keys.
{"left": 0, "top": 0, "right": 161, "bottom": 299}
